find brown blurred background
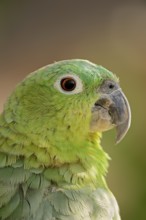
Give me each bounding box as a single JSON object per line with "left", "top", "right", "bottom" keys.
{"left": 0, "top": 0, "right": 145, "bottom": 219}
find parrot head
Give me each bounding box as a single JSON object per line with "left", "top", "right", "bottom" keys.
{"left": 3, "top": 59, "right": 131, "bottom": 166}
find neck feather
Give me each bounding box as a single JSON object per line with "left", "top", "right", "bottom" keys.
{"left": 0, "top": 114, "right": 109, "bottom": 189}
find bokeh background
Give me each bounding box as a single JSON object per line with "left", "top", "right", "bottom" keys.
{"left": 0, "top": 1, "right": 145, "bottom": 219}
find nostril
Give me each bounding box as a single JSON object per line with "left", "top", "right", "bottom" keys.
{"left": 109, "top": 84, "right": 115, "bottom": 89}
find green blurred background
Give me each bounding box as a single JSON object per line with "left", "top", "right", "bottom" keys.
{"left": 0, "top": 1, "right": 145, "bottom": 219}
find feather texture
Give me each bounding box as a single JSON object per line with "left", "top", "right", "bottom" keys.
{"left": 0, "top": 60, "right": 121, "bottom": 219}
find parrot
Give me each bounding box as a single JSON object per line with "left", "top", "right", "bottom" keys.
{"left": 0, "top": 59, "right": 131, "bottom": 220}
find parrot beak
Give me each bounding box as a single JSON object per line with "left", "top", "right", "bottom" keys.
{"left": 91, "top": 88, "right": 131, "bottom": 143}
{"left": 107, "top": 89, "right": 131, "bottom": 143}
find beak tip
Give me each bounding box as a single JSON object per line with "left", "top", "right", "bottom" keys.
{"left": 115, "top": 137, "right": 122, "bottom": 145}
{"left": 115, "top": 118, "right": 131, "bottom": 144}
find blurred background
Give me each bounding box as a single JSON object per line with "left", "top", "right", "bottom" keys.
{"left": 0, "top": 0, "right": 145, "bottom": 219}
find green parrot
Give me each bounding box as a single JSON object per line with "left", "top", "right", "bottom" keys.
{"left": 0, "top": 59, "right": 131, "bottom": 220}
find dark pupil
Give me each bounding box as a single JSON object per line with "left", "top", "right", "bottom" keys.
{"left": 61, "top": 78, "right": 76, "bottom": 91}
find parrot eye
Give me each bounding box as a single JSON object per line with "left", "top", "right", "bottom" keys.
{"left": 61, "top": 78, "right": 76, "bottom": 91}
{"left": 54, "top": 74, "right": 83, "bottom": 95}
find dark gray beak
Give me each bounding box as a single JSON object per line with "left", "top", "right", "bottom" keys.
{"left": 108, "top": 89, "right": 131, "bottom": 143}
{"left": 91, "top": 87, "right": 131, "bottom": 144}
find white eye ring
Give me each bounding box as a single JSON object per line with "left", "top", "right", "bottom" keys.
{"left": 54, "top": 74, "right": 83, "bottom": 95}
